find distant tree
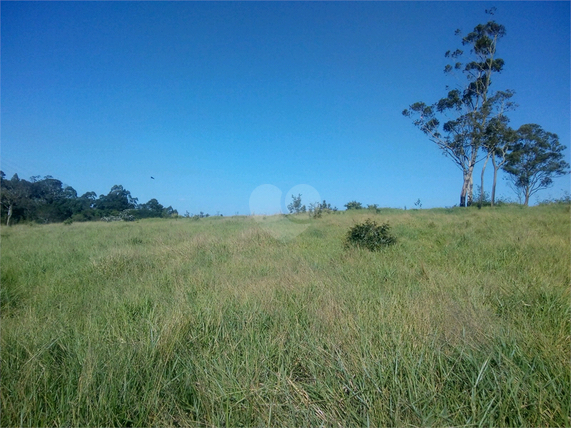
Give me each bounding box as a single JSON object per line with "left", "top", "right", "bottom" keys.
{"left": 345, "top": 201, "right": 363, "bottom": 210}
{"left": 31, "top": 176, "right": 64, "bottom": 204}
{"left": 308, "top": 200, "right": 336, "bottom": 218}
{"left": 142, "top": 198, "right": 163, "bottom": 212}
{"left": 63, "top": 186, "right": 78, "bottom": 199}
{"left": 321, "top": 200, "right": 337, "bottom": 211}
{"left": 1, "top": 172, "right": 178, "bottom": 224}
{"left": 29, "top": 176, "right": 78, "bottom": 223}
{"left": 0, "top": 173, "right": 45, "bottom": 225}
{"left": 403, "top": 11, "right": 510, "bottom": 207}
{"left": 79, "top": 192, "right": 97, "bottom": 209}
{"left": 137, "top": 198, "right": 164, "bottom": 218}
{"left": 162, "top": 206, "right": 178, "bottom": 218}
{"left": 503, "top": 124, "right": 569, "bottom": 206}
{"left": 95, "top": 185, "right": 138, "bottom": 213}
{"left": 1, "top": 173, "right": 25, "bottom": 225}
{"left": 287, "top": 194, "right": 305, "bottom": 214}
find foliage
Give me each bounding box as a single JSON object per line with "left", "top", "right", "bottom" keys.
{"left": 537, "top": 191, "right": 571, "bottom": 206}
{"left": 403, "top": 12, "right": 513, "bottom": 207}
{"left": 474, "top": 185, "right": 490, "bottom": 208}
{"left": 344, "top": 218, "right": 397, "bottom": 251}
{"left": 344, "top": 201, "right": 363, "bottom": 210}
{"left": 0, "top": 172, "right": 177, "bottom": 225}
{"left": 503, "top": 124, "right": 570, "bottom": 206}
{"left": 94, "top": 184, "right": 138, "bottom": 212}
{"left": 308, "top": 200, "right": 337, "bottom": 218}
{"left": 482, "top": 101, "right": 518, "bottom": 206}
{"left": 287, "top": 193, "right": 306, "bottom": 214}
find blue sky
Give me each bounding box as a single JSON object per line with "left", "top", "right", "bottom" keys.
{"left": 2, "top": 1, "right": 569, "bottom": 215}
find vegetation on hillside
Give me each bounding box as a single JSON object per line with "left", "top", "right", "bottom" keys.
{"left": 0, "top": 172, "right": 177, "bottom": 226}
{"left": 1, "top": 205, "right": 569, "bottom": 426}
{"left": 1, "top": 9, "right": 569, "bottom": 426}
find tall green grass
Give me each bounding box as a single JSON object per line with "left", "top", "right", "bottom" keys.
{"left": 1, "top": 205, "right": 569, "bottom": 426}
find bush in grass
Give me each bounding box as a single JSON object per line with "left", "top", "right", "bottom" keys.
{"left": 345, "top": 201, "right": 363, "bottom": 210}
{"left": 345, "top": 218, "right": 396, "bottom": 251}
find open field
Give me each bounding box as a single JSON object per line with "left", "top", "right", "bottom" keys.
{"left": 1, "top": 204, "right": 570, "bottom": 427}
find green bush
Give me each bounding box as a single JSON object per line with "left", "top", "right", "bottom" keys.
{"left": 345, "top": 218, "right": 396, "bottom": 251}
{"left": 345, "top": 201, "right": 363, "bottom": 210}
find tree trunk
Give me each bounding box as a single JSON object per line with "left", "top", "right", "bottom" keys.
{"left": 491, "top": 156, "right": 498, "bottom": 207}
{"left": 460, "top": 169, "right": 470, "bottom": 207}
{"left": 524, "top": 188, "right": 530, "bottom": 206}
{"left": 6, "top": 203, "right": 13, "bottom": 226}
{"left": 480, "top": 152, "right": 491, "bottom": 206}
{"left": 467, "top": 166, "right": 475, "bottom": 207}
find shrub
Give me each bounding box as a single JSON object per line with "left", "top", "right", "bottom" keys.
{"left": 345, "top": 201, "right": 363, "bottom": 210}
{"left": 288, "top": 194, "right": 306, "bottom": 214}
{"left": 344, "top": 218, "right": 396, "bottom": 251}
{"left": 308, "top": 202, "right": 323, "bottom": 218}
{"left": 308, "top": 200, "right": 336, "bottom": 218}
{"left": 538, "top": 191, "right": 571, "bottom": 205}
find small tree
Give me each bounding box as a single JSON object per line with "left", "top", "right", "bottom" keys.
{"left": 503, "top": 124, "right": 570, "bottom": 206}
{"left": 287, "top": 194, "right": 306, "bottom": 214}
{"left": 345, "top": 201, "right": 363, "bottom": 210}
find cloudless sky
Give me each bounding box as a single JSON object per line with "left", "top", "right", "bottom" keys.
{"left": 2, "top": 1, "right": 569, "bottom": 215}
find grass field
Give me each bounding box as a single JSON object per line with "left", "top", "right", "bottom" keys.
{"left": 1, "top": 204, "right": 570, "bottom": 427}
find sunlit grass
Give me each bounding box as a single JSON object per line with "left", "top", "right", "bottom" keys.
{"left": 1, "top": 204, "right": 569, "bottom": 426}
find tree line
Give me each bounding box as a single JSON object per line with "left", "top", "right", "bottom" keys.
{"left": 0, "top": 172, "right": 177, "bottom": 226}
{"left": 403, "top": 8, "right": 569, "bottom": 207}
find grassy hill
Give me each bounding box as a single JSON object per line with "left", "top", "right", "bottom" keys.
{"left": 1, "top": 204, "right": 569, "bottom": 427}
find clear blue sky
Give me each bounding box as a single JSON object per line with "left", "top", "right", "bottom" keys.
{"left": 2, "top": 1, "right": 569, "bottom": 215}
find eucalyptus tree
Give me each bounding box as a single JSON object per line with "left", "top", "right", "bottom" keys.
{"left": 403, "top": 11, "right": 510, "bottom": 206}
{"left": 480, "top": 90, "right": 517, "bottom": 206}
{"left": 503, "top": 124, "right": 569, "bottom": 206}
{"left": 483, "top": 116, "right": 518, "bottom": 206}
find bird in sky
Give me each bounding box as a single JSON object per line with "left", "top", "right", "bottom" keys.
{"left": 151, "top": 176, "right": 155, "bottom": 179}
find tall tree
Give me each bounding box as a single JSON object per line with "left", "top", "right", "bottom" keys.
{"left": 503, "top": 124, "right": 569, "bottom": 206}
{"left": 483, "top": 111, "right": 517, "bottom": 206}
{"left": 479, "top": 90, "right": 517, "bottom": 206}
{"left": 403, "top": 11, "right": 508, "bottom": 206}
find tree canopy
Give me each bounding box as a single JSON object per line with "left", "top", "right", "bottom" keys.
{"left": 503, "top": 124, "right": 570, "bottom": 206}
{"left": 0, "top": 173, "right": 178, "bottom": 225}
{"left": 403, "top": 12, "right": 513, "bottom": 207}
